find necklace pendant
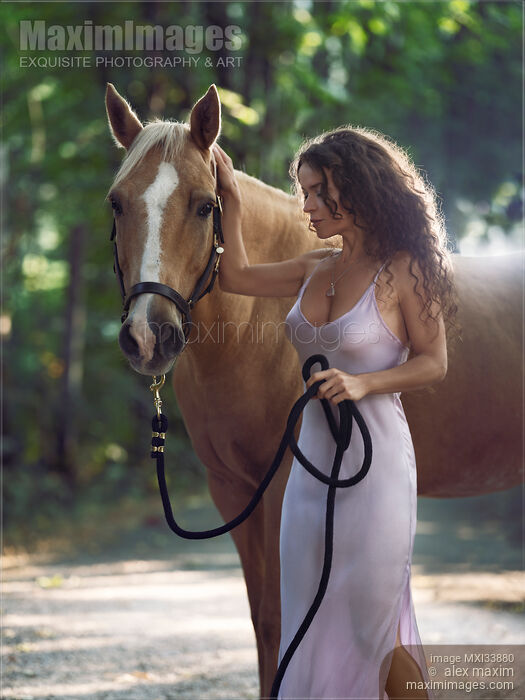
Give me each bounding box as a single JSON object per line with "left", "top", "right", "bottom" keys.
{"left": 326, "top": 284, "right": 335, "bottom": 297}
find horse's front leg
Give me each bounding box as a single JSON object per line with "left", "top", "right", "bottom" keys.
{"left": 207, "top": 451, "right": 293, "bottom": 698}
{"left": 206, "top": 468, "right": 270, "bottom": 696}
{"left": 257, "top": 451, "right": 291, "bottom": 697}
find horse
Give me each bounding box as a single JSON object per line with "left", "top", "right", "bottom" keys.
{"left": 105, "top": 82, "right": 523, "bottom": 696}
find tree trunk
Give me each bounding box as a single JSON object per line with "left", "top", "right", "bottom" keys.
{"left": 55, "top": 223, "right": 87, "bottom": 487}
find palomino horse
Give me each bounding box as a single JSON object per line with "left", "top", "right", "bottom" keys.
{"left": 105, "top": 82, "right": 523, "bottom": 696}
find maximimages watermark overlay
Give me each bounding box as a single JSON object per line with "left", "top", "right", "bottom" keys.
{"left": 18, "top": 20, "right": 244, "bottom": 69}
{"left": 131, "top": 317, "right": 390, "bottom": 353}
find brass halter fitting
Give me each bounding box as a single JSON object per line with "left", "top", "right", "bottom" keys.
{"left": 150, "top": 375, "right": 166, "bottom": 418}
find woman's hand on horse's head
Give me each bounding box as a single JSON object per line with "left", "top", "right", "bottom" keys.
{"left": 212, "top": 143, "right": 241, "bottom": 205}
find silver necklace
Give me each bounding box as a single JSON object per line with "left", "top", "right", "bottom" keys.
{"left": 326, "top": 250, "right": 365, "bottom": 297}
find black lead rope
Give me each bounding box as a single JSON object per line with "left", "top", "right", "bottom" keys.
{"left": 149, "top": 353, "right": 372, "bottom": 700}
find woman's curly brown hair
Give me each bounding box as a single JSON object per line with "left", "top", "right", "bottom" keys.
{"left": 289, "top": 125, "right": 461, "bottom": 354}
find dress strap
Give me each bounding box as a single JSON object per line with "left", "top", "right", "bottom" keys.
{"left": 373, "top": 262, "right": 387, "bottom": 284}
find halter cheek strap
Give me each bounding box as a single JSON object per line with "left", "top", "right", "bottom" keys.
{"left": 109, "top": 153, "right": 224, "bottom": 337}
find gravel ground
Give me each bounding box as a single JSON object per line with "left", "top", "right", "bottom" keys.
{"left": 2, "top": 552, "right": 259, "bottom": 699}
{"left": 3, "top": 499, "right": 524, "bottom": 700}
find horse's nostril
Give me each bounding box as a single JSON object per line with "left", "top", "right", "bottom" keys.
{"left": 149, "top": 319, "right": 185, "bottom": 358}
{"left": 160, "top": 321, "right": 175, "bottom": 344}
{"left": 119, "top": 321, "right": 140, "bottom": 358}
{"left": 147, "top": 319, "right": 167, "bottom": 343}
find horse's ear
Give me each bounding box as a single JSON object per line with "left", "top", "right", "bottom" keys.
{"left": 105, "top": 82, "right": 143, "bottom": 150}
{"left": 189, "top": 84, "right": 221, "bottom": 152}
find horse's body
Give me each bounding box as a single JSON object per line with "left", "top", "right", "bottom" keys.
{"left": 105, "top": 83, "right": 523, "bottom": 696}
{"left": 403, "top": 252, "right": 523, "bottom": 497}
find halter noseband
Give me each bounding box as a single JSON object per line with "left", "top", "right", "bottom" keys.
{"left": 109, "top": 156, "right": 225, "bottom": 342}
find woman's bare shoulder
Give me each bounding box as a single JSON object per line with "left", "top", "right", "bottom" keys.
{"left": 393, "top": 250, "right": 426, "bottom": 275}
{"left": 375, "top": 250, "right": 414, "bottom": 302}
{"left": 387, "top": 250, "right": 427, "bottom": 298}
{"left": 300, "top": 247, "right": 338, "bottom": 277}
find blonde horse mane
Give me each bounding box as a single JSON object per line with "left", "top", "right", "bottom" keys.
{"left": 107, "top": 120, "right": 190, "bottom": 195}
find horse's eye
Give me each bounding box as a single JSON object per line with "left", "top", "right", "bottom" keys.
{"left": 198, "top": 201, "right": 215, "bottom": 218}
{"left": 109, "top": 197, "right": 122, "bottom": 215}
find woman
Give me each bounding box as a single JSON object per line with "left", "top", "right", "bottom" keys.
{"left": 213, "top": 126, "right": 457, "bottom": 700}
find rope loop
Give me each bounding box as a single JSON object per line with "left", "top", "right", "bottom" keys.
{"left": 149, "top": 354, "right": 372, "bottom": 699}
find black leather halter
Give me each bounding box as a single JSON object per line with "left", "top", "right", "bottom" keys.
{"left": 109, "top": 157, "right": 225, "bottom": 342}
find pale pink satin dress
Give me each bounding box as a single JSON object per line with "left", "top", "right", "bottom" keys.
{"left": 279, "top": 255, "right": 434, "bottom": 700}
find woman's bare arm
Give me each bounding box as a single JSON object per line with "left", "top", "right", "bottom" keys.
{"left": 213, "top": 143, "right": 321, "bottom": 298}
{"left": 361, "top": 253, "right": 448, "bottom": 394}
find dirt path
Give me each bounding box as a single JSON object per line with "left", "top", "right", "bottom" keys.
{"left": 3, "top": 499, "right": 524, "bottom": 699}
{"left": 3, "top": 552, "right": 259, "bottom": 699}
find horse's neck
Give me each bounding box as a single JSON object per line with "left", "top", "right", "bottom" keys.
{"left": 176, "top": 171, "right": 316, "bottom": 383}
{"left": 235, "top": 170, "right": 316, "bottom": 261}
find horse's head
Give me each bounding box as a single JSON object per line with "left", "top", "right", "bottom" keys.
{"left": 105, "top": 82, "right": 222, "bottom": 375}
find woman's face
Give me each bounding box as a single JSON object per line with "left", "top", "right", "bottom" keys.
{"left": 298, "top": 162, "right": 356, "bottom": 239}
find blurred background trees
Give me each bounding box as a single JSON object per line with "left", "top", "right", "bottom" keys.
{"left": 2, "top": 1, "right": 522, "bottom": 549}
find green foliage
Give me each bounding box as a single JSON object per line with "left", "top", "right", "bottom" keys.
{"left": 1, "top": 1, "right": 522, "bottom": 548}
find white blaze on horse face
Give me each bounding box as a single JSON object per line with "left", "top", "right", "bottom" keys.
{"left": 129, "top": 161, "right": 179, "bottom": 363}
